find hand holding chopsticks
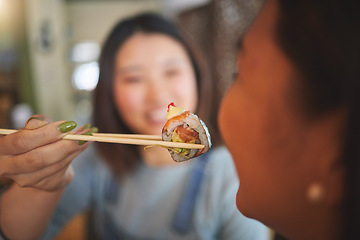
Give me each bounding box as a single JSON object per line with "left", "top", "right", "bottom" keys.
{"left": 0, "top": 129, "right": 205, "bottom": 149}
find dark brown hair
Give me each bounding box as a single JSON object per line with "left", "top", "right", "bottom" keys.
{"left": 276, "top": 1, "right": 360, "bottom": 239}
{"left": 93, "top": 13, "right": 212, "bottom": 176}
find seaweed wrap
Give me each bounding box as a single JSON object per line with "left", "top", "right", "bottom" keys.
{"left": 162, "top": 103, "right": 211, "bottom": 162}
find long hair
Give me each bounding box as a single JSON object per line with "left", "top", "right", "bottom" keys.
{"left": 93, "top": 13, "right": 211, "bottom": 176}
{"left": 276, "top": 1, "right": 360, "bottom": 238}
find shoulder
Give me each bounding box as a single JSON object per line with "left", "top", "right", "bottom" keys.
{"left": 204, "top": 146, "right": 237, "bottom": 181}
{"left": 197, "top": 146, "right": 238, "bottom": 201}
{"left": 196, "top": 147, "right": 269, "bottom": 239}
{"left": 207, "top": 145, "right": 232, "bottom": 161}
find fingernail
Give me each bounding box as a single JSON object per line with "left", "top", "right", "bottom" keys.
{"left": 89, "top": 127, "right": 98, "bottom": 134}
{"left": 58, "top": 121, "right": 77, "bottom": 133}
{"left": 25, "top": 116, "right": 49, "bottom": 129}
{"left": 26, "top": 116, "right": 44, "bottom": 125}
{"left": 78, "top": 127, "right": 98, "bottom": 145}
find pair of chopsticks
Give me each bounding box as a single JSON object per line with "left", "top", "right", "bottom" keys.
{"left": 0, "top": 129, "right": 205, "bottom": 149}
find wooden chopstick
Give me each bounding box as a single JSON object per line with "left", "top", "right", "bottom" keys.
{"left": 92, "top": 133, "right": 162, "bottom": 140}
{"left": 0, "top": 129, "right": 204, "bottom": 149}
{"left": 0, "top": 129, "right": 16, "bottom": 135}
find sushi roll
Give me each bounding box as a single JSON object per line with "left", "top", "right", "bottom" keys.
{"left": 162, "top": 103, "right": 212, "bottom": 162}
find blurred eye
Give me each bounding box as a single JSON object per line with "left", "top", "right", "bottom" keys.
{"left": 122, "top": 76, "right": 142, "bottom": 84}
{"left": 164, "top": 68, "right": 181, "bottom": 78}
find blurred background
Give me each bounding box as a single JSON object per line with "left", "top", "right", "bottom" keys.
{"left": 0, "top": 0, "right": 267, "bottom": 238}
{"left": 0, "top": 0, "right": 262, "bottom": 131}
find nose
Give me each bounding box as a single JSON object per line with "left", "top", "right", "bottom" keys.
{"left": 145, "top": 78, "right": 166, "bottom": 104}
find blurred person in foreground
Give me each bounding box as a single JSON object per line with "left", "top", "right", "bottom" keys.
{"left": 219, "top": 0, "right": 360, "bottom": 239}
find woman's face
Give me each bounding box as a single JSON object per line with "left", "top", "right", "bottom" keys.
{"left": 113, "top": 33, "right": 198, "bottom": 135}
{"left": 219, "top": 0, "right": 329, "bottom": 226}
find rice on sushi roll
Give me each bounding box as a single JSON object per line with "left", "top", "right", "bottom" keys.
{"left": 162, "top": 103, "right": 211, "bottom": 162}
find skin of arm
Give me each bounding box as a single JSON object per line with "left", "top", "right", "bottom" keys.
{"left": 0, "top": 185, "right": 65, "bottom": 240}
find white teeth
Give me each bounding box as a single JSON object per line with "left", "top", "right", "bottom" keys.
{"left": 148, "top": 109, "right": 167, "bottom": 122}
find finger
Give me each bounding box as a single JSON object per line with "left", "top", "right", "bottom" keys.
{"left": 2, "top": 138, "right": 88, "bottom": 175}
{"left": 9, "top": 149, "right": 81, "bottom": 190}
{"left": 25, "top": 115, "right": 49, "bottom": 130}
{"left": 34, "top": 165, "right": 75, "bottom": 191}
{"left": 0, "top": 120, "right": 77, "bottom": 155}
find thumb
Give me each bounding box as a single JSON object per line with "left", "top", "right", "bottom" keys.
{"left": 25, "top": 115, "right": 49, "bottom": 130}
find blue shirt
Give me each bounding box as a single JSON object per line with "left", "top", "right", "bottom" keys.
{"left": 42, "top": 146, "right": 268, "bottom": 240}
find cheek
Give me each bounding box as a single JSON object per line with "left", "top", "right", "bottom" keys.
{"left": 219, "top": 84, "right": 246, "bottom": 168}
{"left": 168, "top": 75, "right": 198, "bottom": 112}
{"left": 219, "top": 83, "right": 275, "bottom": 213}
{"left": 113, "top": 82, "right": 143, "bottom": 118}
